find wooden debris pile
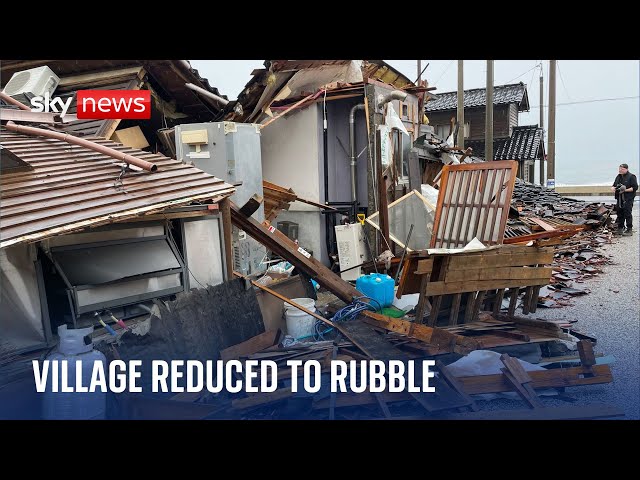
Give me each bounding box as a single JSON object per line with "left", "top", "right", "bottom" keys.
{"left": 141, "top": 317, "right": 618, "bottom": 420}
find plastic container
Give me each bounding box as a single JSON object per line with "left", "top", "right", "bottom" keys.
{"left": 42, "top": 325, "right": 107, "bottom": 420}
{"left": 356, "top": 273, "right": 395, "bottom": 308}
{"left": 284, "top": 298, "right": 317, "bottom": 340}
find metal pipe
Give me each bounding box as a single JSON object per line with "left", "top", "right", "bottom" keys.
{"left": 377, "top": 90, "right": 408, "bottom": 108}
{"left": 185, "top": 82, "right": 229, "bottom": 107}
{"left": 349, "top": 104, "right": 365, "bottom": 203}
{"left": 0, "top": 91, "right": 31, "bottom": 110}
{"left": 136, "top": 303, "right": 153, "bottom": 314}
{"left": 5, "top": 121, "right": 158, "bottom": 172}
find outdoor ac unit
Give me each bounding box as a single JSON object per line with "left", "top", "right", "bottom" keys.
{"left": 2, "top": 66, "right": 60, "bottom": 105}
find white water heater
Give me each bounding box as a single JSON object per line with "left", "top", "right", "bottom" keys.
{"left": 335, "top": 223, "right": 369, "bottom": 281}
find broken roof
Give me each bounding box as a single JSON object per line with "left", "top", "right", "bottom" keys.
{"left": 466, "top": 125, "right": 545, "bottom": 161}
{"left": 0, "top": 129, "right": 235, "bottom": 248}
{"left": 0, "top": 60, "right": 228, "bottom": 131}
{"left": 224, "top": 60, "right": 415, "bottom": 123}
{"left": 425, "top": 82, "right": 529, "bottom": 112}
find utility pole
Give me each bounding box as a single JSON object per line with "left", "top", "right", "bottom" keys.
{"left": 417, "top": 60, "right": 422, "bottom": 83}
{"left": 457, "top": 60, "right": 464, "bottom": 149}
{"left": 547, "top": 60, "right": 557, "bottom": 188}
{"left": 539, "top": 66, "right": 545, "bottom": 185}
{"left": 485, "top": 60, "right": 494, "bottom": 161}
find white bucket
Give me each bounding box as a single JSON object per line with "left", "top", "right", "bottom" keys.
{"left": 284, "top": 298, "right": 317, "bottom": 340}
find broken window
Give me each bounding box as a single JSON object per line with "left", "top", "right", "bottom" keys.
{"left": 366, "top": 190, "right": 436, "bottom": 251}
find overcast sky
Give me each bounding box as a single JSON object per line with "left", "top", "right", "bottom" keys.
{"left": 190, "top": 60, "right": 639, "bottom": 185}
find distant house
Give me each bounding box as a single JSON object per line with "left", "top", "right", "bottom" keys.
{"left": 425, "top": 82, "right": 544, "bottom": 182}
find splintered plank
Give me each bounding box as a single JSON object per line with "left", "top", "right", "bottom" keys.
{"left": 231, "top": 203, "right": 361, "bottom": 303}
{"left": 500, "top": 354, "right": 544, "bottom": 409}
{"left": 425, "top": 278, "right": 550, "bottom": 296}
{"left": 440, "top": 404, "right": 624, "bottom": 420}
{"left": 312, "top": 364, "right": 614, "bottom": 409}
{"left": 493, "top": 288, "right": 506, "bottom": 316}
{"left": 444, "top": 266, "right": 553, "bottom": 282}
{"left": 232, "top": 388, "right": 293, "bottom": 411}
{"left": 220, "top": 329, "right": 282, "bottom": 361}
{"left": 446, "top": 251, "right": 554, "bottom": 270}
{"left": 577, "top": 340, "right": 596, "bottom": 367}
{"left": 360, "top": 311, "right": 482, "bottom": 354}
{"left": 449, "top": 293, "right": 462, "bottom": 326}
{"left": 337, "top": 319, "right": 472, "bottom": 412}
{"left": 239, "top": 193, "right": 264, "bottom": 217}
{"left": 508, "top": 288, "right": 519, "bottom": 316}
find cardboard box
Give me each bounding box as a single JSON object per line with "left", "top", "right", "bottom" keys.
{"left": 111, "top": 126, "right": 150, "bottom": 149}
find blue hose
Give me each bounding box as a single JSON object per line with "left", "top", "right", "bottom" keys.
{"left": 314, "top": 296, "right": 381, "bottom": 341}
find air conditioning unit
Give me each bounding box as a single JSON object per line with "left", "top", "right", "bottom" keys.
{"left": 2, "top": 66, "right": 60, "bottom": 105}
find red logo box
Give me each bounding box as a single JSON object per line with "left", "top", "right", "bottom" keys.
{"left": 76, "top": 90, "right": 151, "bottom": 119}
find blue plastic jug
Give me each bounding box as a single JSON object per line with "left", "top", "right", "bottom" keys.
{"left": 356, "top": 273, "right": 395, "bottom": 308}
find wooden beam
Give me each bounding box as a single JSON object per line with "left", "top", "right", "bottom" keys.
{"left": 57, "top": 66, "right": 144, "bottom": 88}
{"left": 425, "top": 278, "right": 550, "bottom": 296}
{"left": 239, "top": 194, "right": 264, "bottom": 217}
{"left": 230, "top": 202, "right": 361, "bottom": 303}
{"left": 446, "top": 251, "right": 554, "bottom": 270}
{"left": 312, "top": 365, "right": 614, "bottom": 409}
{"left": 220, "top": 197, "right": 234, "bottom": 281}
{"left": 232, "top": 388, "right": 293, "bottom": 410}
{"left": 220, "top": 330, "right": 282, "bottom": 361}
{"left": 577, "top": 340, "right": 596, "bottom": 367}
{"left": 445, "top": 266, "right": 553, "bottom": 282}
{"left": 360, "top": 311, "right": 482, "bottom": 354}
{"left": 500, "top": 354, "right": 544, "bottom": 409}
{"left": 440, "top": 404, "right": 623, "bottom": 420}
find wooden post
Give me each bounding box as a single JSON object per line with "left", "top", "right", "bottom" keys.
{"left": 220, "top": 197, "right": 234, "bottom": 281}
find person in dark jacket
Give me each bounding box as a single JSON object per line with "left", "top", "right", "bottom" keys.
{"left": 611, "top": 163, "right": 638, "bottom": 234}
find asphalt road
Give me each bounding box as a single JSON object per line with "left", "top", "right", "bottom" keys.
{"left": 523, "top": 199, "right": 640, "bottom": 419}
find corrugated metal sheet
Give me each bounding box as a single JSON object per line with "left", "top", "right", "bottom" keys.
{"left": 0, "top": 130, "right": 235, "bottom": 248}
{"left": 425, "top": 82, "right": 529, "bottom": 112}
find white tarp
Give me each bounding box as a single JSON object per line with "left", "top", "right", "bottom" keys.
{"left": 0, "top": 244, "right": 45, "bottom": 350}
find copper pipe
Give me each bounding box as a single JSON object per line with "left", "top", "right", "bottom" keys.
{"left": 5, "top": 121, "right": 157, "bottom": 172}
{"left": 0, "top": 91, "right": 31, "bottom": 110}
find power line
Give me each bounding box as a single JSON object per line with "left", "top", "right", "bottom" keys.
{"left": 504, "top": 64, "right": 540, "bottom": 85}
{"left": 433, "top": 60, "right": 455, "bottom": 85}
{"left": 557, "top": 61, "right": 572, "bottom": 101}
{"left": 528, "top": 95, "right": 639, "bottom": 108}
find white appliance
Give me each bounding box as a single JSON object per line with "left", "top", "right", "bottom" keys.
{"left": 335, "top": 223, "right": 369, "bottom": 281}
{"left": 2, "top": 66, "right": 60, "bottom": 105}
{"left": 174, "top": 122, "right": 266, "bottom": 275}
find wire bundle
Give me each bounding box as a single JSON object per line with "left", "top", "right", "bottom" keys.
{"left": 314, "top": 296, "right": 381, "bottom": 341}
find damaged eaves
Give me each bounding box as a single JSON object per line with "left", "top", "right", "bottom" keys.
{"left": 223, "top": 60, "right": 417, "bottom": 124}
{"left": 0, "top": 130, "right": 235, "bottom": 248}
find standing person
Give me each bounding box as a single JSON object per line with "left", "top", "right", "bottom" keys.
{"left": 611, "top": 163, "right": 638, "bottom": 234}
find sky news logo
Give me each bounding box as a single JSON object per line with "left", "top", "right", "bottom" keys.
{"left": 30, "top": 90, "right": 151, "bottom": 119}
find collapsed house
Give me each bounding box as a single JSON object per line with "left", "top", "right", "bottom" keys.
{"left": 0, "top": 60, "right": 623, "bottom": 420}
{"left": 218, "top": 60, "right": 435, "bottom": 267}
